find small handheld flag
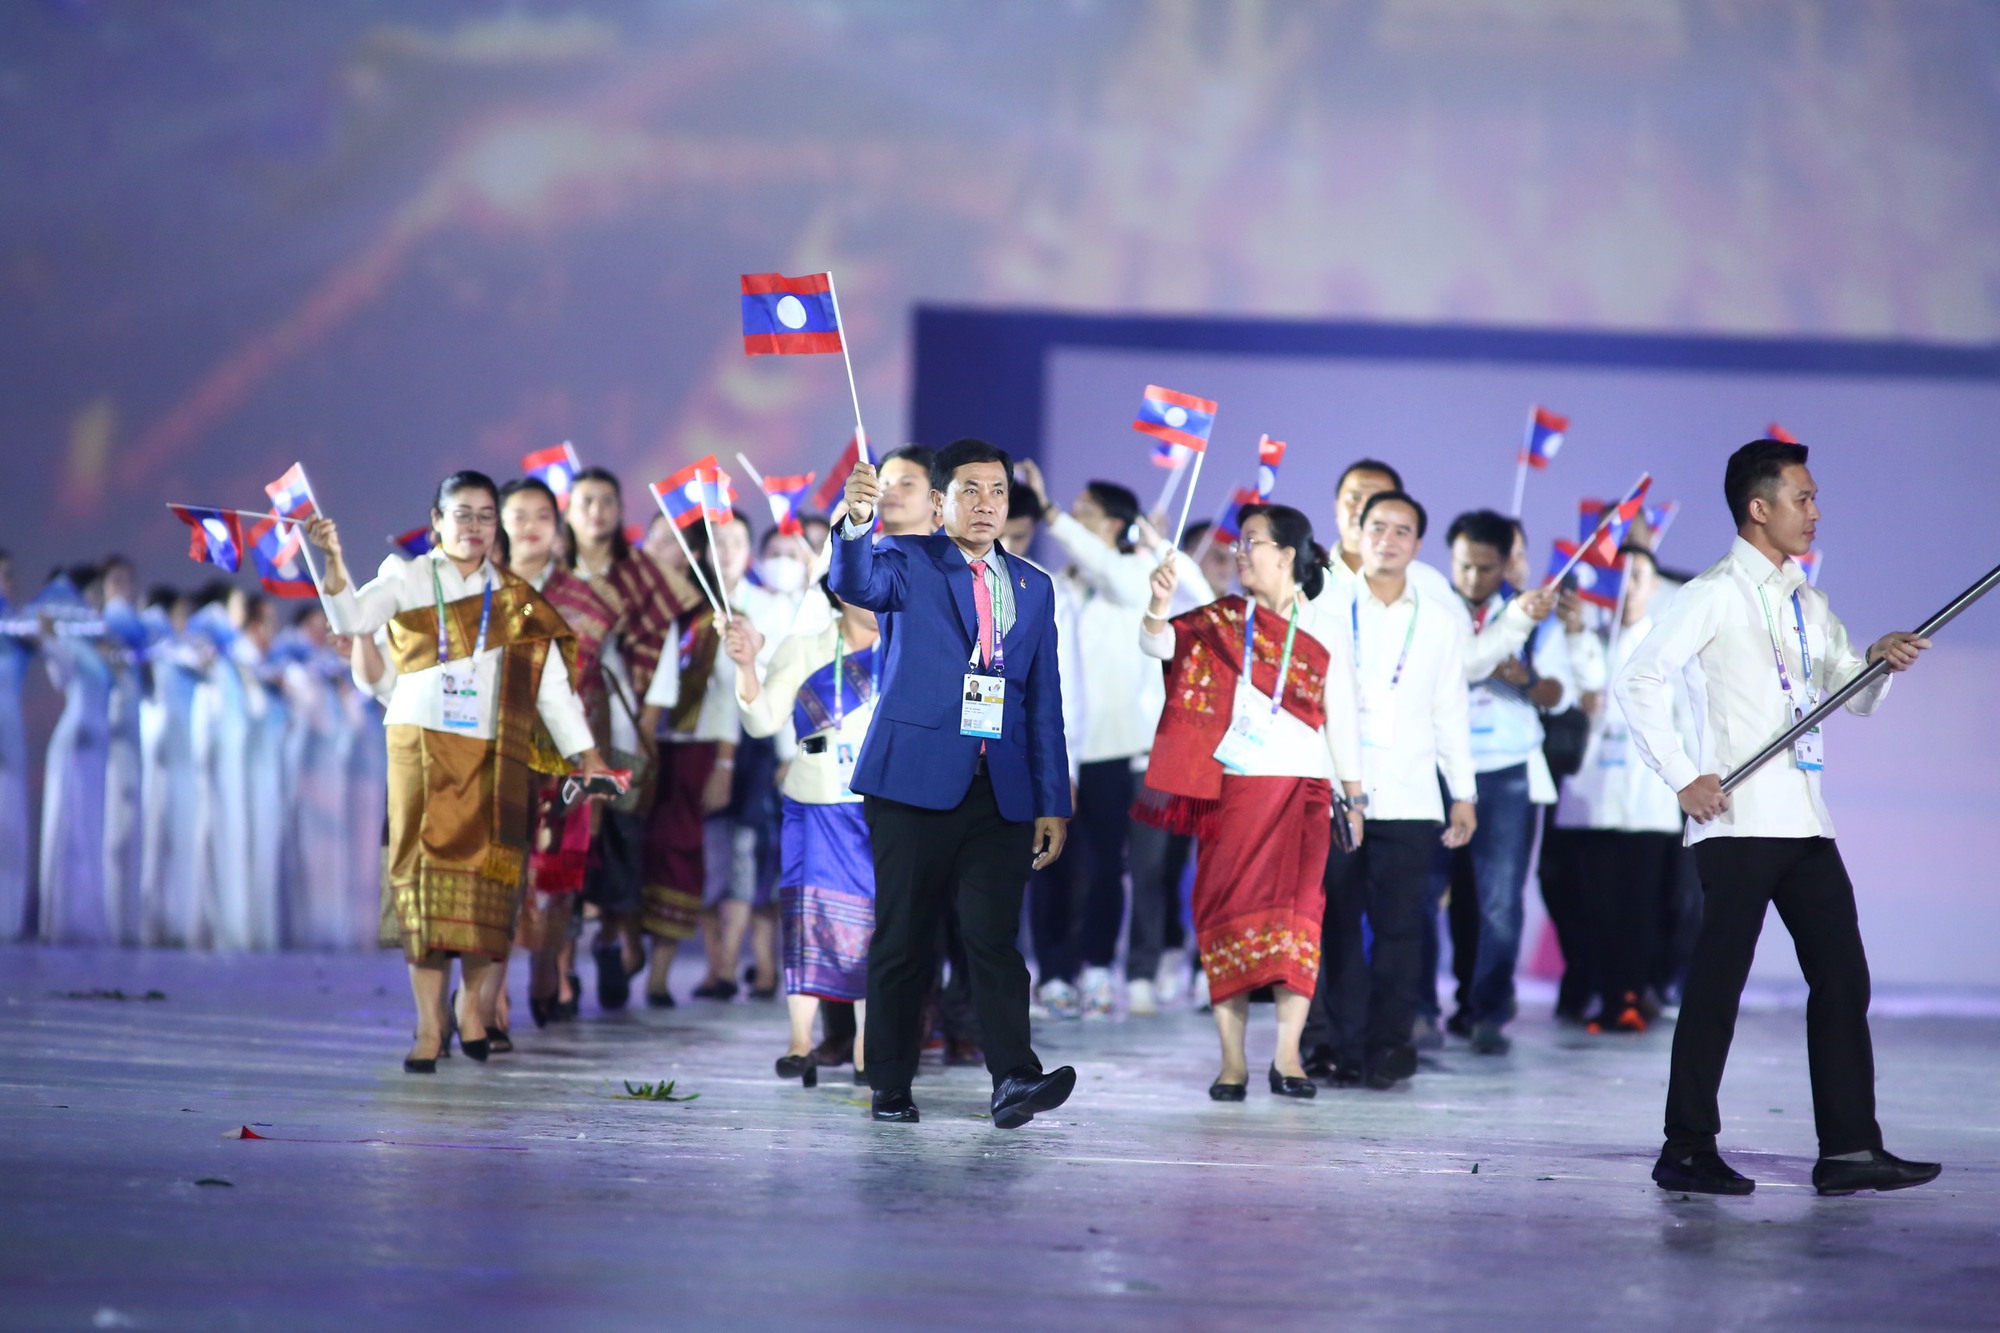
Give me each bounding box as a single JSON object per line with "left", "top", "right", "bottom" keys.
{"left": 169, "top": 505, "right": 246, "bottom": 573}
{"left": 522, "top": 442, "right": 582, "bottom": 511}
{"left": 695, "top": 455, "right": 736, "bottom": 524}
{"left": 1213, "top": 486, "right": 1261, "bottom": 544}
{"left": 740, "top": 272, "right": 843, "bottom": 356}
{"left": 1796, "top": 548, "right": 1823, "bottom": 587}
{"left": 1546, "top": 473, "right": 1649, "bottom": 590}
{"left": 650, "top": 464, "right": 707, "bottom": 530}
{"left": 247, "top": 513, "right": 317, "bottom": 599}
{"left": 759, "top": 472, "right": 816, "bottom": 536}
{"left": 1642, "top": 500, "right": 1679, "bottom": 546}
{"left": 264, "top": 463, "right": 318, "bottom": 520}
{"left": 1256, "top": 435, "right": 1286, "bottom": 499}
{"left": 390, "top": 527, "right": 434, "bottom": 557}
{"left": 1519, "top": 406, "right": 1569, "bottom": 470}
{"left": 1133, "top": 385, "right": 1217, "bottom": 454}
{"left": 1547, "top": 539, "right": 1625, "bottom": 610}
{"left": 812, "top": 432, "right": 862, "bottom": 510}
{"left": 1767, "top": 422, "right": 1799, "bottom": 444}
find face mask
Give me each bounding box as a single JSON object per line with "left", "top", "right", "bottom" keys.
{"left": 757, "top": 554, "right": 806, "bottom": 594}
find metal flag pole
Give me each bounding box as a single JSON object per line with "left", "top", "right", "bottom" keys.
{"left": 822, "top": 271, "right": 870, "bottom": 466}
{"left": 1719, "top": 560, "right": 2000, "bottom": 794}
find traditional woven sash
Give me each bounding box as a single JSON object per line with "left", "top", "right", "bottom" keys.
{"left": 793, "top": 643, "right": 877, "bottom": 738}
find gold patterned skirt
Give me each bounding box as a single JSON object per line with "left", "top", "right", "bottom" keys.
{"left": 385, "top": 724, "right": 528, "bottom": 962}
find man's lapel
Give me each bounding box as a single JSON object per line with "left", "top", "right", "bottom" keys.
{"left": 931, "top": 538, "right": 980, "bottom": 654}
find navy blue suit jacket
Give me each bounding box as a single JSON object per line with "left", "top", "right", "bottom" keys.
{"left": 831, "top": 529, "right": 1072, "bottom": 824}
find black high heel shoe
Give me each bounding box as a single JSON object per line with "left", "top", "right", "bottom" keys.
{"left": 1268, "top": 1064, "right": 1317, "bottom": 1099}
{"left": 404, "top": 1032, "right": 443, "bottom": 1074}
{"left": 528, "top": 995, "right": 555, "bottom": 1029}
{"left": 448, "top": 989, "right": 491, "bottom": 1063}
{"left": 559, "top": 975, "right": 581, "bottom": 1021}
{"left": 1208, "top": 1079, "right": 1248, "bottom": 1102}
{"left": 775, "top": 1054, "right": 818, "bottom": 1087}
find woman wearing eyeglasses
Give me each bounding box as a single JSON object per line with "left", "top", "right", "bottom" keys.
{"left": 307, "top": 471, "right": 613, "bottom": 1073}
{"left": 1138, "top": 505, "right": 1366, "bottom": 1101}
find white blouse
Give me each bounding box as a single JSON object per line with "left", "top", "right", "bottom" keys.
{"left": 737, "top": 620, "right": 876, "bottom": 805}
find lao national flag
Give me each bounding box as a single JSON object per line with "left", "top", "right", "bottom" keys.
{"left": 264, "top": 463, "right": 317, "bottom": 520}
{"left": 1149, "top": 439, "right": 1195, "bottom": 470}
{"left": 1133, "top": 385, "right": 1216, "bottom": 454}
{"left": 760, "top": 472, "right": 816, "bottom": 536}
{"left": 1213, "top": 486, "right": 1260, "bottom": 543}
{"left": 1518, "top": 406, "right": 1569, "bottom": 470}
{"left": 1256, "top": 435, "right": 1286, "bottom": 499}
{"left": 390, "top": 527, "right": 434, "bottom": 557}
{"left": 522, "top": 443, "right": 582, "bottom": 511}
{"left": 1795, "top": 548, "right": 1823, "bottom": 587}
{"left": 1642, "top": 500, "right": 1679, "bottom": 543}
{"left": 1767, "top": 421, "right": 1799, "bottom": 444}
{"left": 169, "top": 505, "right": 245, "bottom": 573}
{"left": 812, "top": 432, "right": 862, "bottom": 510}
{"left": 247, "top": 513, "right": 316, "bottom": 599}
{"left": 1548, "top": 539, "right": 1624, "bottom": 609}
{"left": 650, "top": 463, "right": 707, "bottom": 530}
{"left": 740, "top": 272, "right": 843, "bottom": 355}
{"left": 694, "top": 455, "right": 736, "bottom": 523}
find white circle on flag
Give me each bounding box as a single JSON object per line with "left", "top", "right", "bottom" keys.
{"left": 202, "top": 518, "right": 229, "bottom": 545}
{"left": 683, "top": 480, "right": 703, "bottom": 505}
{"left": 774, "top": 295, "right": 808, "bottom": 330}
{"left": 550, "top": 470, "right": 571, "bottom": 496}
{"left": 1258, "top": 466, "right": 1275, "bottom": 494}
{"left": 1162, "top": 405, "right": 1188, "bottom": 429}
{"left": 1574, "top": 564, "right": 1597, "bottom": 589}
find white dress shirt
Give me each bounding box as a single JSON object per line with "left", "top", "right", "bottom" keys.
{"left": 1140, "top": 592, "right": 1362, "bottom": 783}
{"left": 1556, "top": 615, "right": 1689, "bottom": 834}
{"left": 1459, "top": 592, "right": 1574, "bottom": 803}
{"left": 643, "top": 580, "right": 789, "bottom": 743}
{"left": 324, "top": 550, "right": 593, "bottom": 757}
{"left": 1322, "top": 570, "right": 1476, "bottom": 821}
{"left": 1615, "top": 537, "right": 1889, "bottom": 844}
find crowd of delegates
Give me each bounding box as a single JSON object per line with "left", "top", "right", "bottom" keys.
{"left": 2, "top": 441, "right": 1703, "bottom": 1095}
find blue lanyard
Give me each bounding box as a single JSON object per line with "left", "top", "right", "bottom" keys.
{"left": 432, "top": 562, "right": 493, "bottom": 664}
{"left": 1351, "top": 585, "right": 1419, "bottom": 689}
{"left": 1242, "top": 596, "right": 1301, "bottom": 715}
{"left": 1755, "top": 586, "right": 1812, "bottom": 699}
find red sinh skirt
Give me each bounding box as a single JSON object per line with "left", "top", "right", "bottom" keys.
{"left": 1191, "top": 775, "right": 1332, "bottom": 1004}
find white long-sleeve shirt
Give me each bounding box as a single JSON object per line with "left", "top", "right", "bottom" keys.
{"left": 1556, "top": 615, "right": 1690, "bottom": 834}
{"left": 737, "top": 620, "right": 872, "bottom": 805}
{"left": 1141, "top": 592, "right": 1362, "bottom": 785}
{"left": 1325, "top": 571, "right": 1477, "bottom": 821}
{"left": 324, "top": 550, "right": 593, "bottom": 757}
{"left": 1615, "top": 537, "right": 1889, "bottom": 844}
{"left": 1459, "top": 592, "right": 1574, "bottom": 802}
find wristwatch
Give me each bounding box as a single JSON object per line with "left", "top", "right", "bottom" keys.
{"left": 1346, "top": 794, "right": 1369, "bottom": 810}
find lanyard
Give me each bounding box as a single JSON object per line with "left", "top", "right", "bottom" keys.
{"left": 1241, "top": 595, "right": 1302, "bottom": 715}
{"left": 832, "top": 628, "right": 880, "bottom": 732}
{"left": 432, "top": 561, "right": 493, "bottom": 665}
{"left": 1352, "top": 585, "right": 1419, "bottom": 689}
{"left": 1755, "top": 585, "right": 1812, "bottom": 700}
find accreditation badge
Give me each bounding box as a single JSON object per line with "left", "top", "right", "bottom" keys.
{"left": 439, "top": 658, "right": 482, "bottom": 731}
{"left": 960, "top": 673, "right": 1005, "bottom": 740}
{"left": 1212, "top": 684, "right": 1273, "bottom": 775}
{"left": 1792, "top": 694, "right": 1824, "bottom": 772}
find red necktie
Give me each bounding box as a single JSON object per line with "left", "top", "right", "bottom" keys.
{"left": 970, "top": 558, "right": 995, "bottom": 668}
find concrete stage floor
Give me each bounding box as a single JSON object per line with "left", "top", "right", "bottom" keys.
{"left": 2, "top": 945, "right": 1996, "bottom": 1331}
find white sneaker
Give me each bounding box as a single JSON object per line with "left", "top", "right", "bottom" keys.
{"left": 1191, "top": 969, "right": 1211, "bottom": 1012}
{"left": 1037, "top": 978, "right": 1082, "bottom": 1019}
{"left": 1079, "top": 966, "right": 1116, "bottom": 1019}
{"left": 1154, "top": 948, "right": 1188, "bottom": 1005}
{"left": 1126, "top": 978, "right": 1159, "bottom": 1016}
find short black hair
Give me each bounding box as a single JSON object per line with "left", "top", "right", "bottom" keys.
{"left": 930, "top": 438, "right": 1013, "bottom": 494}
{"left": 1083, "top": 479, "right": 1141, "bottom": 552}
{"left": 1337, "top": 458, "right": 1404, "bottom": 493}
{"left": 1359, "top": 489, "right": 1427, "bottom": 538}
{"left": 1180, "top": 519, "right": 1213, "bottom": 553}
{"left": 1446, "top": 509, "right": 1515, "bottom": 555}
{"left": 1724, "top": 438, "right": 1810, "bottom": 526}
{"left": 1617, "top": 542, "right": 1658, "bottom": 573}
{"left": 881, "top": 444, "right": 936, "bottom": 477}
{"left": 1007, "top": 485, "right": 1044, "bottom": 523}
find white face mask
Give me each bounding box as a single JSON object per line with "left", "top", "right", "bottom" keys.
{"left": 757, "top": 554, "right": 806, "bottom": 594}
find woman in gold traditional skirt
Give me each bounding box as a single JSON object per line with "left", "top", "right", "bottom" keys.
{"left": 307, "top": 471, "right": 611, "bottom": 1072}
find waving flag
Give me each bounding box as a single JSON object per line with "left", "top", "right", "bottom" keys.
{"left": 522, "top": 442, "right": 582, "bottom": 511}
{"left": 740, "top": 272, "right": 843, "bottom": 355}
{"left": 1134, "top": 385, "right": 1217, "bottom": 454}
{"left": 390, "top": 527, "right": 434, "bottom": 557}
{"left": 247, "top": 513, "right": 316, "bottom": 598}
{"left": 1795, "top": 548, "right": 1823, "bottom": 586}
{"left": 694, "top": 455, "right": 736, "bottom": 523}
{"left": 1547, "top": 539, "right": 1624, "bottom": 609}
{"left": 169, "top": 505, "right": 246, "bottom": 573}
{"left": 1767, "top": 422, "right": 1799, "bottom": 444}
{"left": 1642, "top": 500, "right": 1679, "bottom": 544}
{"left": 265, "top": 463, "right": 318, "bottom": 520}
{"left": 1256, "top": 435, "right": 1286, "bottom": 499}
{"left": 760, "top": 472, "right": 817, "bottom": 536}
{"left": 811, "top": 432, "right": 862, "bottom": 509}
{"left": 650, "top": 463, "right": 707, "bottom": 530}
{"left": 1213, "top": 486, "right": 1261, "bottom": 544}
{"left": 1518, "top": 406, "right": 1569, "bottom": 470}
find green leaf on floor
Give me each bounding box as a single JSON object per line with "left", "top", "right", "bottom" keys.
{"left": 613, "top": 1079, "right": 699, "bottom": 1102}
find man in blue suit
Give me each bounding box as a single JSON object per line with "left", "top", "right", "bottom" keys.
{"left": 834, "top": 437, "right": 1076, "bottom": 1127}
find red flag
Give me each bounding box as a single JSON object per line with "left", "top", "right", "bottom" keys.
{"left": 1767, "top": 421, "right": 1799, "bottom": 444}
{"left": 812, "top": 432, "right": 862, "bottom": 510}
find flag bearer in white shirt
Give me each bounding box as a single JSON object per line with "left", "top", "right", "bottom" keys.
{"left": 1616, "top": 439, "right": 1936, "bottom": 1198}
{"left": 1303, "top": 490, "right": 1477, "bottom": 1090}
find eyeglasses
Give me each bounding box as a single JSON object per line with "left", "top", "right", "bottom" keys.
{"left": 445, "top": 510, "right": 498, "bottom": 527}
{"left": 1228, "top": 538, "right": 1281, "bottom": 556}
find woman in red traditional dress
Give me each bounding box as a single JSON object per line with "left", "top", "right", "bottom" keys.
{"left": 1138, "top": 504, "right": 1366, "bottom": 1101}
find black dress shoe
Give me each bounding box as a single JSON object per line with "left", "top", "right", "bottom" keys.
{"left": 645, "top": 988, "right": 676, "bottom": 1009}
{"left": 1301, "top": 1046, "right": 1337, "bottom": 1081}
{"left": 1208, "top": 1079, "right": 1248, "bottom": 1102}
{"left": 1365, "top": 1043, "right": 1418, "bottom": 1089}
{"left": 991, "top": 1064, "right": 1076, "bottom": 1129}
{"left": 812, "top": 1037, "right": 854, "bottom": 1068}
{"left": 1268, "top": 1064, "right": 1317, "bottom": 1099}
{"left": 691, "top": 978, "right": 739, "bottom": 1001}
{"left": 1812, "top": 1150, "right": 1942, "bottom": 1196}
{"left": 528, "top": 995, "right": 555, "bottom": 1028}
{"left": 594, "top": 945, "right": 631, "bottom": 1011}
{"left": 871, "top": 1088, "right": 919, "bottom": 1122}
{"left": 1652, "top": 1149, "right": 1756, "bottom": 1195}
{"left": 775, "top": 1054, "right": 818, "bottom": 1087}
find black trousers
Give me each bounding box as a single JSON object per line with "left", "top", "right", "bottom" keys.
{"left": 1666, "top": 837, "right": 1881, "bottom": 1158}
{"left": 1305, "top": 820, "right": 1439, "bottom": 1068}
{"left": 864, "top": 775, "right": 1037, "bottom": 1091}
{"left": 1537, "top": 815, "right": 1590, "bottom": 1016}
{"left": 1126, "top": 823, "right": 1190, "bottom": 981}
{"left": 1571, "top": 828, "right": 1676, "bottom": 1015}
{"left": 1028, "top": 759, "right": 1132, "bottom": 983}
